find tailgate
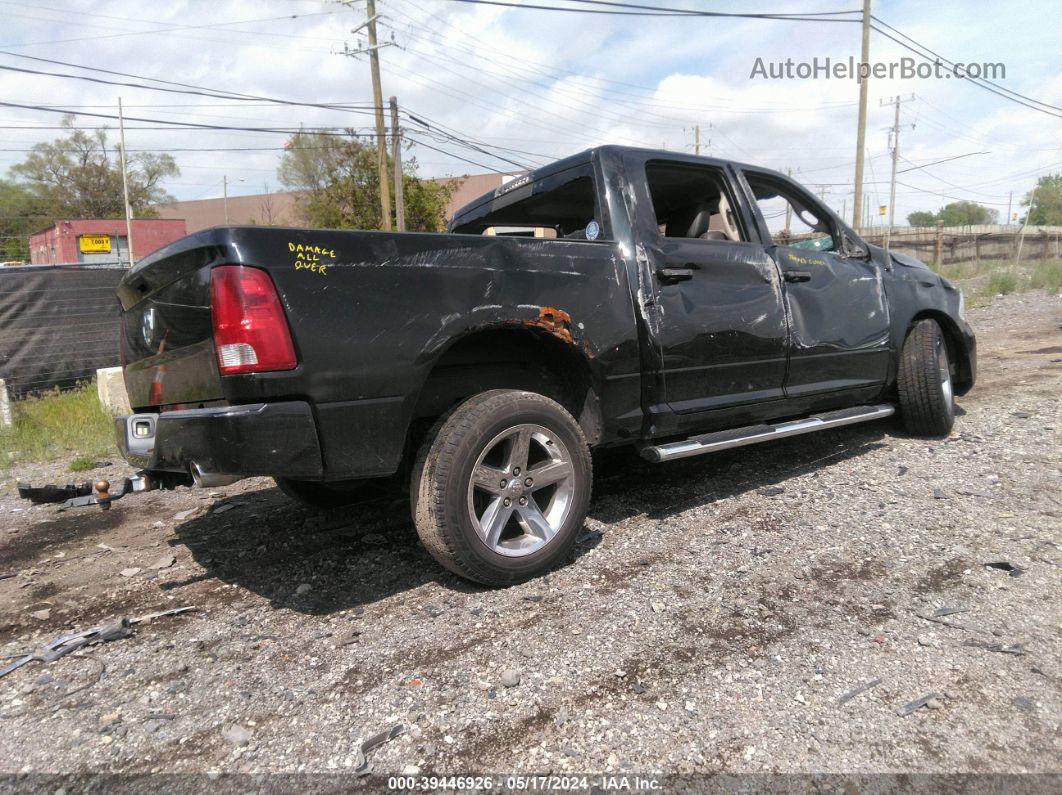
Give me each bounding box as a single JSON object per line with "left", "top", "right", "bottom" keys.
{"left": 117, "top": 237, "right": 223, "bottom": 411}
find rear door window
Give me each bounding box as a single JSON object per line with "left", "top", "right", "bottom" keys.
{"left": 644, "top": 160, "right": 748, "bottom": 243}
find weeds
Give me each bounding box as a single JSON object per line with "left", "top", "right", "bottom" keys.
{"left": 0, "top": 381, "right": 115, "bottom": 469}
{"left": 987, "top": 270, "right": 1019, "bottom": 295}
{"left": 69, "top": 455, "right": 102, "bottom": 472}
{"left": 930, "top": 257, "right": 1062, "bottom": 305}
{"left": 1029, "top": 259, "right": 1062, "bottom": 292}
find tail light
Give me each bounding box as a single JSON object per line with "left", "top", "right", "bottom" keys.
{"left": 210, "top": 265, "right": 297, "bottom": 375}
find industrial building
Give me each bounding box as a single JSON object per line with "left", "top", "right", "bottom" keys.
{"left": 28, "top": 218, "right": 188, "bottom": 266}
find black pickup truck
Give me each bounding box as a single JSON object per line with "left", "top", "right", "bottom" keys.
{"left": 114, "top": 145, "right": 975, "bottom": 585}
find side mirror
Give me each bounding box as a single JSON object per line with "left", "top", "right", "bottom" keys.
{"left": 840, "top": 230, "right": 870, "bottom": 260}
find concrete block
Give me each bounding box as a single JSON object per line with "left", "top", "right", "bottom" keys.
{"left": 96, "top": 367, "right": 131, "bottom": 415}
{"left": 0, "top": 378, "right": 11, "bottom": 428}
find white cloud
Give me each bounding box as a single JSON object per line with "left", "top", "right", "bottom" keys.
{"left": 0, "top": 0, "right": 1056, "bottom": 225}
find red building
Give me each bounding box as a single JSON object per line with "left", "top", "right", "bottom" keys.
{"left": 29, "top": 219, "right": 188, "bottom": 265}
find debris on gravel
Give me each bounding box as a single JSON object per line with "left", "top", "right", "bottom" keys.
{"left": 0, "top": 291, "right": 1059, "bottom": 776}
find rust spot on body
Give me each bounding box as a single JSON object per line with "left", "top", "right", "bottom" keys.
{"left": 526, "top": 306, "right": 574, "bottom": 345}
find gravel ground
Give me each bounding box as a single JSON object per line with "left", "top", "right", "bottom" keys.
{"left": 1, "top": 290, "right": 1060, "bottom": 783}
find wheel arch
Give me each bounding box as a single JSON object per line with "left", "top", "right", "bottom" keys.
{"left": 907, "top": 309, "right": 974, "bottom": 395}
{"left": 411, "top": 324, "right": 603, "bottom": 445}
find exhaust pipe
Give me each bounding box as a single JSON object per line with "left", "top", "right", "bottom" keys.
{"left": 190, "top": 462, "right": 243, "bottom": 488}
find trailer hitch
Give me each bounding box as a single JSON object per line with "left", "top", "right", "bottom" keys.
{"left": 17, "top": 471, "right": 189, "bottom": 510}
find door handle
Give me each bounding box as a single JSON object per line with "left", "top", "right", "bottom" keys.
{"left": 656, "top": 266, "right": 695, "bottom": 284}
{"left": 783, "top": 270, "right": 812, "bottom": 283}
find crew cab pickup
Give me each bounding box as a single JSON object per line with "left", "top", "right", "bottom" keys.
{"left": 115, "top": 146, "right": 975, "bottom": 585}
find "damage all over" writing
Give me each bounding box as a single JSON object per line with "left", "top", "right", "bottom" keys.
{"left": 288, "top": 242, "right": 336, "bottom": 275}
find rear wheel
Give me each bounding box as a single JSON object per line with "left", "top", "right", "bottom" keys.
{"left": 411, "top": 389, "right": 592, "bottom": 586}
{"left": 897, "top": 319, "right": 955, "bottom": 437}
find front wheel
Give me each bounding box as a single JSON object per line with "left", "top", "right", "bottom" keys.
{"left": 411, "top": 390, "right": 592, "bottom": 587}
{"left": 897, "top": 319, "right": 955, "bottom": 437}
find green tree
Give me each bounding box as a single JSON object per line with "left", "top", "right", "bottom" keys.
{"left": 278, "top": 130, "right": 459, "bottom": 232}
{"left": 906, "top": 210, "right": 937, "bottom": 227}
{"left": 1022, "top": 173, "right": 1062, "bottom": 225}
{"left": 0, "top": 179, "right": 50, "bottom": 260}
{"left": 937, "top": 200, "right": 998, "bottom": 226}
{"left": 9, "top": 114, "right": 178, "bottom": 219}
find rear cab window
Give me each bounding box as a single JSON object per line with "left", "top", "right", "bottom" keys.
{"left": 450, "top": 161, "right": 609, "bottom": 242}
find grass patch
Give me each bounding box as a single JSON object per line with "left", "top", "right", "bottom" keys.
{"left": 930, "top": 257, "right": 1062, "bottom": 306}
{"left": 1029, "top": 259, "right": 1062, "bottom": 292}
{"left": 933, "top": 260, "right": 998, "bottom": 282}
{"left": 987, "top": 270, "right": 1019, "bottom": 295}
{"left": 0, "top": 380, "right": 115, "bottom": 469}
{"left": 69, "top": 455, "right": 101, "bottom": 472}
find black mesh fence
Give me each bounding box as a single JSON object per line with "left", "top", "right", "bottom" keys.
{"left": 0, "top": 264, "right": 126, "bottom": 397}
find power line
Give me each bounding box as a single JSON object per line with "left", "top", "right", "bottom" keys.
{"left": 0, "top": 51, "right": 382, "bottom": 116}
{"left": 869, "top": 19, "right": 1062, "bottom": 119}
{"left": 443, "top": 0, "right": 861, "bottom": 22}
{"left": 0, "top": 99, "right": 378, "bottom": 135}
{"left": 383, "top": 16, "right": 858, "bottom": 116}
{"left": 872, "top": 15, "right": 1062, "bottom": 114}
{"left": 403, "top": 132, "right": 516, "bottom": 174}
{"left": 395, "top": 0, "right": 855, "bottom": 111}
{"left": 896, "top": 152, "right": 989, "bottom": 175}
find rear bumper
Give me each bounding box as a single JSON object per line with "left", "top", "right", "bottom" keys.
{"left": 114, "top": 401, "right": 323, "bottom": 479}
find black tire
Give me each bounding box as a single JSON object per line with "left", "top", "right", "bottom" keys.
{"left": 897, "top": 319, "right": 955, "bottom": 437}
{"left": 411, "top": 389, "right": 592, "bottom": 587}
{"left": 274, "top": 477, "right": 371, "bottom": 509}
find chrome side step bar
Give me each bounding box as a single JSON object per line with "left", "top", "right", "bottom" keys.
{"left": 639, "top": 404, "right": 896, "bottom": 463}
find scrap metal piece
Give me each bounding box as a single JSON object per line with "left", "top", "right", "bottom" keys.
{"left": 130, "top": 606, "right": 197, "bottom": 624}
{"left": 361, "top": 723, "right": 406, "bottom": 755}
{"left": 836, "top": 677, "right": 883, "bottom": 706}
{"left": 896, "top": 692, "right": 943, "bottom": 716}
{"left": 354, "top": 723, "right": 406, "bottom": 775}
{"left": 17, "top": 481, "right": 93, "bottom": 504}
{"left": 1, "top": 608, "right": 194, "bottom": 682}
{"left": 932, "top": 606, "right": 968, "bottom": 617}
{"left": 963, "top": 640, "right": 1026, "bottom": 655}
{"left": 985, "top": 561, "right": 1025, "bottom": 577}
{"left": 0, "top": 655, "right": 33, "bottom": 680}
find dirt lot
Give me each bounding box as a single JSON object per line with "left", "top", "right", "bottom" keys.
{"left": 2, "top": 291, "right": 1060, "bottom": 781}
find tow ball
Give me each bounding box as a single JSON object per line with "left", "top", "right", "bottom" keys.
{"left": 17, "top": 471, "right": 172, "bottom": 510}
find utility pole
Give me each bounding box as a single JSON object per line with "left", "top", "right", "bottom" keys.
{"left": 852, "top": 0, "right": 871, "bottom": 231}
{"left": 117, "top": 97, "right": 134, "bottom": 266}
{"left": 390, "top": 96, "right": 405, "bottom": 232}
{"left": 694, "top": 125, "right": 700, "bottom": 157}
{"left": 881, "top": 94, "right": 915, "bottom": 252}
{"left": 223, "top": 175, "right": 229, "bottom": 224}
{"left": 1007, "top": 190, "right": 1013, "bottom": 225}
{"left": 365, "top": 0, "right": 392, "bottom": 230}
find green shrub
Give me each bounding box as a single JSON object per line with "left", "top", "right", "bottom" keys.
{"left": 1029, "top": 259, "right": 1062, "bottom": 292}
{"left": 987, "top": 270, "right": 1019, "bottom": 295}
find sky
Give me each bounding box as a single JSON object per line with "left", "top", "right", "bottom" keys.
{"left": 0, "top": 0, "right": 1058, "bottom": 226}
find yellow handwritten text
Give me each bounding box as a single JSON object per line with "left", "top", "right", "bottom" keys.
{"left": 286, "top": 241, "right": 337, "bottom": 276}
